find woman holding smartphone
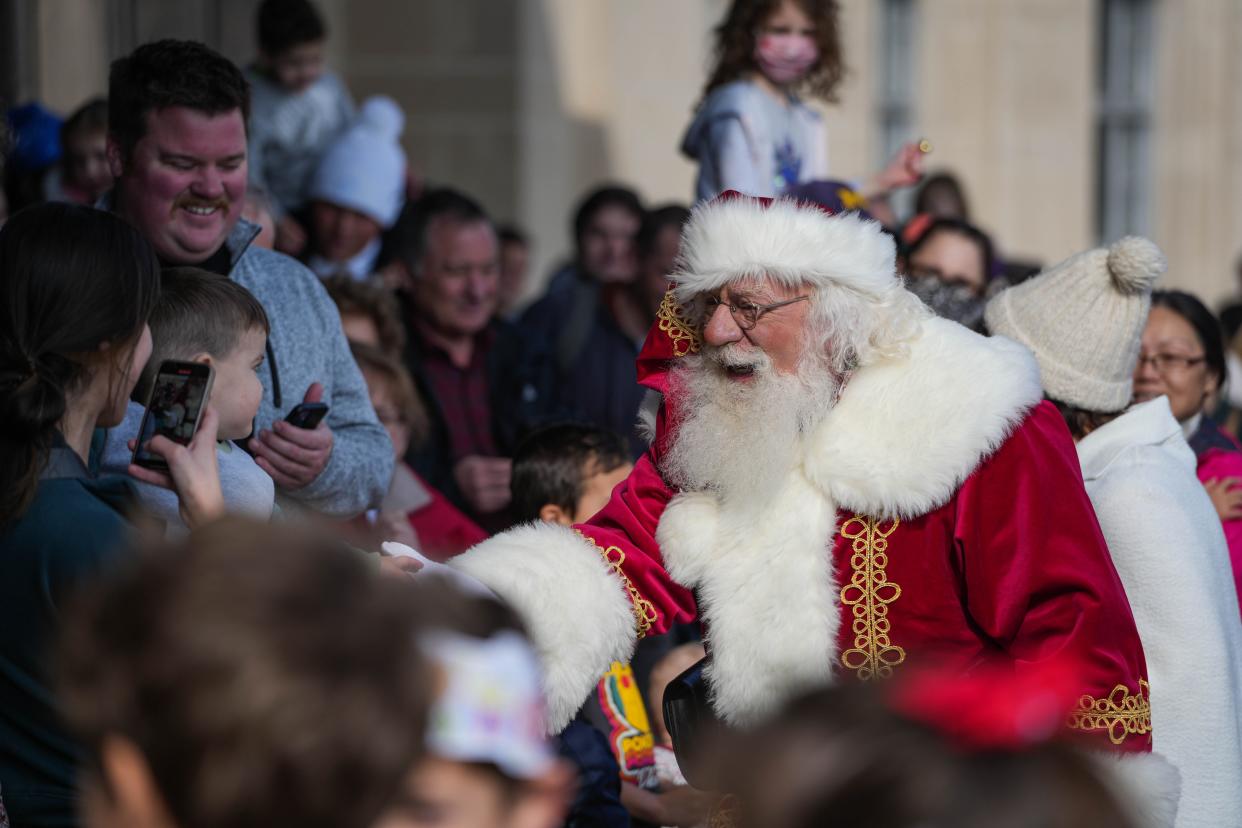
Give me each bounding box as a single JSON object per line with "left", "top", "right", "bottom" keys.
{"left": 0, "top": 203, "right": 223, "bottom": 826}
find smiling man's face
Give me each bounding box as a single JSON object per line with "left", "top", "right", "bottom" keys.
{"left": 701, "top": 278, "right": 813, "bottom": 379}
{"left": 110, "top": 106, "right": 248, "bottom": 264}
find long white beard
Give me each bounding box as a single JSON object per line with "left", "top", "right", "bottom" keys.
{"left": 662, "top": 344, "right": 841, "bottom": 509}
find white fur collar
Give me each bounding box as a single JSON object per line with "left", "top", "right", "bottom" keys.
{"left": 657, "top": 477, "right": 839, "bottom": 726}
{"left": 806, "top": 317, "right": 1043, "bottom": 520}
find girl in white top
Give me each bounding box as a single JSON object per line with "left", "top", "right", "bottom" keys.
{"left": 682, "top": 0, "right": 924, "bottom": 203}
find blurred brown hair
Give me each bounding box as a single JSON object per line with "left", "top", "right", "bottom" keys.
{"left": 730, "top": 685, "right": 1137, "bottom": 828}
{"left": 57, "top": 519, "right": 440, "bottom": 828}
{"left": 323, "top": 275, "right": 407, "bottom": 359}
{"left": 350, "top": 340, "right": 429, "bottom": 447}
{"left": 702, "top": 0, "right": 845, "bottom": 104}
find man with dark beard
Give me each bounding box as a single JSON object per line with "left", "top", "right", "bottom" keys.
{"left": 446, "top": 192, "right": 1177, "bottom": 821}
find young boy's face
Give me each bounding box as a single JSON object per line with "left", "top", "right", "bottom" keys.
{"left": 266, "top": 40, "right": 326, "bottom": 93}
{"left": 205, "top": 325, "right": 267, "bottom": 441}
{"left": 542, "top": 460, "right": 633, "bottom": 526}
{"left": 574, "top": 461, "right": 632, "bottom": 523}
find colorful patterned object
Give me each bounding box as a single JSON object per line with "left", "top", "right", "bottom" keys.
{"left": 424, "top": 631, "right": 555, "bottom": 779}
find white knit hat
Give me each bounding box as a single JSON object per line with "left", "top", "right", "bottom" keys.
{"left": 670, "top": 191, "right": 899, "bottom": 303}
{"left": 310, "top": 96, "right": 406, "bottom": 228}
{"left": 984, "top": 237, "right": 1166, "bottom": 412}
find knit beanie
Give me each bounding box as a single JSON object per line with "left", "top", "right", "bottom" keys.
{"left": 983, "top": 236, "right": 1166, "bottom": 412}
{"left": 310, "top": 96, "right": 406, "bottom": 227}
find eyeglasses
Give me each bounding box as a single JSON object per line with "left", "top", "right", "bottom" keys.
{"left": 703, "top": 294, "right": 810, "bottom": 331}
{"left": 1136, "top": 353, "right": 1207, "bottom": 373}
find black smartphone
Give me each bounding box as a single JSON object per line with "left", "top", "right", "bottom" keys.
{"left": 132, "top": 360, "right": 214, "bottom": 470}
{"left": 285, "top": 401, "right": 329, "bottom": 429}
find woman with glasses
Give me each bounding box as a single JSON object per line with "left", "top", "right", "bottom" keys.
{"left": 1134, "top": 289, "right": 1242, "bottom": 608}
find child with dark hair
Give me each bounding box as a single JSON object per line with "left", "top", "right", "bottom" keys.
{"left": 246, "top": 0, "right": 354, "bottom": 255}
{"left": 512, "top": 425, "right": 714, "bottom": 827}
{"left": 351, "top": 342, "right": 487, "bottom": 560}
{"left": 99, "top": 267, "right": 274, "bottom": 532}
{"left": 511, "top": 424, "right": 632, "bottom": 525}
{"left": 57, "top": 519, "right": 441, "bottom": 828}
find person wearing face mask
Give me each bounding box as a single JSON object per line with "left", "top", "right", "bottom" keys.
{"left": 1134, "top": 290, "right": 1242, "bottom": 608}
{"left": 682, "top": 0, "right": 924, "bottom": 204}
{"left": 900, "top": 216, "right": 996, "bottom": 331}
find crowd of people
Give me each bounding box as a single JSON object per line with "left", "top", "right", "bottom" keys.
{"left": 2, "top": 0, "right": 1242, "bottom": 826}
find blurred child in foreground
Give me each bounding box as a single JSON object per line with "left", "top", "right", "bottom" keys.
{"left": 728, "top": 663, "right": 1157, "bottom": 828}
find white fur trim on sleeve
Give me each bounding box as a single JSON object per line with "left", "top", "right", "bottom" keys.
{"left": 447, "top": 522, "right": 638, "bottom": 733}
{"left": 1093, "top": 751, "right": 1181, "bottom": 828}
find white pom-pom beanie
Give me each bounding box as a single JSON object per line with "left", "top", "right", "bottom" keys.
{"left": 310, "top": 96, "right": 406, "bottom": 228}
{"left": 984, "top": 236, "right": 1167, "bottom": 412}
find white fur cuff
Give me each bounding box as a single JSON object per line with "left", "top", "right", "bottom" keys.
{"left": 448, "top": 522, "right": 638, "bottom": 733}
{"left": 1095, "top": 751, "right": 1181, "bottom": 828}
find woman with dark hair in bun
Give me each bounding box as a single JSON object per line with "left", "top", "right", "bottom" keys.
{"left": 1134, "top": 290, "right": 1242, "bottom": 611}
{"left": 0, "top": 203, "right": 223, "bottom": 826}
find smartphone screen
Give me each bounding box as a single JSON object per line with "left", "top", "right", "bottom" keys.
{"left": 132, "top": 361, "right": 214, "bottom": 470}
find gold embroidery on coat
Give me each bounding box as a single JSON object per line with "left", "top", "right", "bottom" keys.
{"left": 656, "top": 290, "right": 701, "bottom": 357}
{"left": 1068, "top": 680, "right": 1152, "bottom": 745}
{"left": 839, "top": 516, "right": 904, "bottom": 680}
{"left": 578, "top": 531, "right": 657, "bottom": 638}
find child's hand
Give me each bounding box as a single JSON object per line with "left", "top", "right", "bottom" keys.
{"left": 865, "top": 141, "right": 926, "bottom": 197}
{"left": 128, "top": 406, "right": 225, "bottom": 528}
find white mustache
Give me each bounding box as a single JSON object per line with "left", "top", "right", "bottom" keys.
{"left": 706, "top": 344, "right": 770, "bottom": 372}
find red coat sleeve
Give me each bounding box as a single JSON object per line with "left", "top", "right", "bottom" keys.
{"left": 954, "top": 401, "right": 1153, "bottom": 752}
{"left": 574, "top": 403, "right": 698, "bottom": 637}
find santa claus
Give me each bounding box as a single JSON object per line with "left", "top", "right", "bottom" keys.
{"left": 448, "top": 192, "right": 1175, "bottom": 816}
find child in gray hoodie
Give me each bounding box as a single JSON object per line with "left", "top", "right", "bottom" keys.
{"left": 101, "top": 267, "right": 274, "bottom": 532}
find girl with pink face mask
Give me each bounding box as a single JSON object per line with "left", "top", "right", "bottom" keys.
{"left": 682, "top": 0, "right": 924, "bottom": 204}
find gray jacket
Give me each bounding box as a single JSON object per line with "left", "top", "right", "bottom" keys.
{"left": 223, "top": 219, "right": 393, "bottom": 516}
